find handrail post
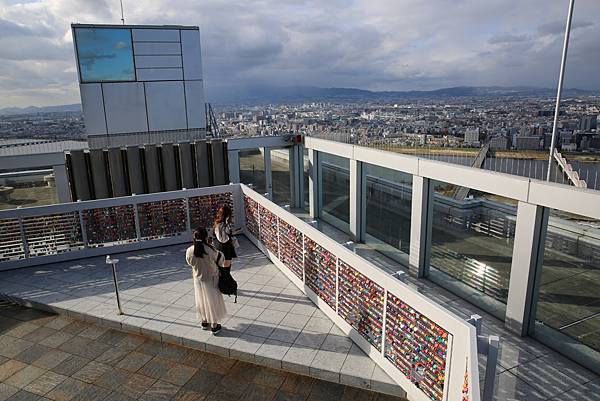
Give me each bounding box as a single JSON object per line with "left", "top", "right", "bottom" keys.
{"left": 106, "top": 255, "right": 123, "bottom": 315}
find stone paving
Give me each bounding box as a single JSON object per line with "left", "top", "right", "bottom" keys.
{"left": 0, "top": 237, "right": 401, "bottom": 397}
{"left": 0, "top": 300, "right": 407, "bottom": 401}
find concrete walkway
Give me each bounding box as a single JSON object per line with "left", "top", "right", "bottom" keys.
{"left": 0, "top": 237, "right": 402, "bottom": 397}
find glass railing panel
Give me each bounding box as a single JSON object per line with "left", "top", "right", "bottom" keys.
{"left": 364, "top": 163, "right": 412, "bottom": 266}
{"left": 270, "top": 148, "right": 291, "bottom": 206}
{"left": 320, "top": 152, "right": 350, "bottom": 232}
{"left": 429, "top": 180, "right": 517, "bottom": 317}
{"left": 0, "top": 169, "right": 59, "bottom": 210}
{"left": 239, "top": 148, "right": 266, "bottom": 194}
{"left": 533, "top": 211, "right": 600, "bottom": 368}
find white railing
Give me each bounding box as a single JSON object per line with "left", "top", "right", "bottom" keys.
{"left": 0, "top": 185, "right": 237, "bottom": 271}
{"left": 241, "top": 184, "right": 480, "bottom": 401}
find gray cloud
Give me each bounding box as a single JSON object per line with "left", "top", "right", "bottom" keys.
{"left": 0, "top": 0, "right": 599, "bottom": 108}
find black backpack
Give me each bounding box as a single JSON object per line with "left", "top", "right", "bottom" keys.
{"left": 218, "top": 267, "right": 238, "bottom": 303}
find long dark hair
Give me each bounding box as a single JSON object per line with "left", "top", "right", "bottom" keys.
{"left": 215, "top": 205, "right": 232, "bottom": 225}
{"left": 193, "top": 228, "right": 209, "bottom": 257}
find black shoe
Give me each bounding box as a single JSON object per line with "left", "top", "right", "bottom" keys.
{"left": 211, "top": 324, "right": 222, "bottom": 334}
{"left": 201, "top": 321, "right": 209, "bottom": 330}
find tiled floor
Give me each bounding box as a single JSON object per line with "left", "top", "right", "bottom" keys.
{"left": 0, "top": 237, "right": 401, "bottom": 397}
{"left": 0, "top": 300, "right": 407, "bottom": 401}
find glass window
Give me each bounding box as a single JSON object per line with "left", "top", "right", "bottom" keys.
{"left": 303, "top": 148, "right": 309, "bottom": 211}
{"left": 239, "top": 149, "right": 266, "bottom": 194}
{"left": 271, "top": 148, "right": 291, "bottom": 206}
{"left": 0, "top": 169, "right": 59, "bottom": 210}
{"left": 428, "top": 180, "right": 517, "bottom": 317}
{"left": 74, "top": 28, "right": 135, "bottom": 82}
{"left": 364, "top": 164, "right": 412, "bottom": 266}
{"left": 533, "top": 210, "right": 600, "bottom": 366}
{"left": 320, "top": 152, "right": 350, "bottom": 232}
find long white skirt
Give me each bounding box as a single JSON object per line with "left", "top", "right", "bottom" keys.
{"left": 193, "top": 276, "right": 227, "bottom": 324}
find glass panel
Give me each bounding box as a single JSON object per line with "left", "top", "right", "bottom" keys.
{"left": 364, "top": 164, "right": 412, "bottom": 265}
{"left": 74, "top": 27, "right": 135, "bottom": 82}
{"left": 239, "top": 149, "right": 266, "bottom": 194}
{"left": 533, "top": 210, "right": 600, "bottom": 365}
{"left": 320, "top": 152, "right": 350, "bottom": 232}
{"left": 271, "top": 148, "right": 291, "bottom": 206}
{"left": 303, "top": 148, "right": 310, "bottom": 211}
{"left": 0, "top": 169, "right": 59, "bottom": 210}
{"left": 429, "top": 180, "right": 517, "bottom": 317}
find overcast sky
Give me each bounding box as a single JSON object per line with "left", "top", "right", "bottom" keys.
{"left": 0, "top": 0, "right": 598, "bottom": 108}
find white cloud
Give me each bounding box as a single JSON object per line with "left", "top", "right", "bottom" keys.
{"left": 0, "top": 0, "right": 598, "bottom": 107}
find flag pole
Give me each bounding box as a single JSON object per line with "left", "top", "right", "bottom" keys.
{"left": 547, "top": 0, "right": 575, "bottom": 181}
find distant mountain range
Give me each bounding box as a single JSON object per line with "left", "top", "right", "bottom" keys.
{"left": 207, "top": 85, "right": 599, "bottom": 105}
{"left": 2, "top": 85, "right": 598, "bottom": 114}
{"left": 0, "top": 103, "right": 81, "bottom": 116}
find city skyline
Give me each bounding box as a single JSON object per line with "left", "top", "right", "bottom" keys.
{"left": 0, "top": 0, "right": 599, "bottom": 108}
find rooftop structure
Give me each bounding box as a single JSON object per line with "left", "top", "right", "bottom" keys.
{"left": 72, "top": 24, "right": 207, "bottom": 149}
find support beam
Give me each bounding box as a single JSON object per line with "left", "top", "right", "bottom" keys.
{"left": 408, "top": 176, "right": 432, "bottom": 278}
{"left": 264, "top": 148, "right": 272, "bottom": 199}
{"left": 349, "top": 159, "right": 365, "bottom": 242}
{"left": 291, "top": 145, "right": 303, "bottom": 208}
{"left": 308, "top": 148, "right": 320, "bottom": 219}
{"left": 505, "top": 202, "right": 547, "bottom": 336}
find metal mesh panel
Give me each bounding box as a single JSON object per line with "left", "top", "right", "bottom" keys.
{"left": 385, "top": 292, "right": 450, "bottom": 401}
{"left": 83, "top": 205, "right": 137, "bottom": 246}
{"left": 22, "top": 212, "right": 84, "bottom": 257}
{"left": 138, "top": 199, "right": 187, "bottom": 239}
{"left": 304, "top": 236, "right": 336, "bottom": 309}
{"left": 189, "top": 192, "right": 233, "bottom": 231}
{"left": 0, "top": 218, "right": 25, "bottom": 262}
{"left": 259, "top": 205, "right": 279, "bottom": 256}
{"left": 337, "top": 260, "right": 384, "bottom": 350}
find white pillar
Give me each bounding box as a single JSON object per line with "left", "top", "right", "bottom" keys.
{"left": 264, "top": 148, "right": 272, "bottom": 199}
{"left": 349, "top": 159, "right": 365, "bottom": 242}
{"left": 52, "top": 164, "right": 71, "bottom": 203}
{"left": 308, "top": 148, "right": 320, "bottom": 219}
{"left": 408, "top": 176, "right": 432, "bottom": 278}
{"left": 505, "top": 202, "right": 547, "bottom": 336}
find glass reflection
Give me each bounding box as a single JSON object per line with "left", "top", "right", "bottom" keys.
{"left": 75, "top": 28, "right": 135, "bottom": 82}
{"left": 239, "top": 149, "right": 266, "bottom": 194}
{"left": 320, "top": 153, "right": 350, "bottom": 232}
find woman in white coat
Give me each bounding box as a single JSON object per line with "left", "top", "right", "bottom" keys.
{"left": 186, "top": 228, "right": 227, "bottom": 334}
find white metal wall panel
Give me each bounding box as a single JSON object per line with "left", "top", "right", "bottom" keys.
{"left": 102, "top": 82, "right": 148, "bottom": 134}
{"left": 136, "top": 68, "right": 183, "bottom": 81}
{"left": 132, "top": 29, "right": 180, "bottom": 42}
{"left": 134, "top": 55, "right": 182, "bottom": 68}
{"left": 145, "top": 81, "right": 187, "bottom": 131}
{"left": 79, "top": 83, "right": 107, "bottom": 135}
{"left": 184, "top": 80, "right": 206, "bottom": 129}
{"left": 133, "top": 42, "right": 181, "bottom": 56}
{"left": 180, "top": 29, "right": 203, "bottom": 80}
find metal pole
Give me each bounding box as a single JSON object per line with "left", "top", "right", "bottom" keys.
{"left": 120, "top": 0, "right": 125, "bottom": 24}
{"left": 106, "top": 255, "right": 123, "bottom": 315}
{"left": 547, "top": 0, "right": 575, "bottom": 181}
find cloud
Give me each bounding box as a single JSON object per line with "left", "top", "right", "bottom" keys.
{"left": 0, "top": 0, "right": 599, "bottom": 108}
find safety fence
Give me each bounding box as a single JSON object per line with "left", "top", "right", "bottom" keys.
{"left": 0, "top": 185, "right": 235, "bottom": 270}
{"left": 242, "top": 184, "right": 480, "bottom": 401}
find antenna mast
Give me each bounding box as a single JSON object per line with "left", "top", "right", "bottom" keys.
{"left": 120, "top": 0, "right": 125, "bottom": 25}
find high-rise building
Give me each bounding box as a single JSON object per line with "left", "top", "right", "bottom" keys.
{"left": 72, "top": 24, "right": 207, "bottom": 148}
